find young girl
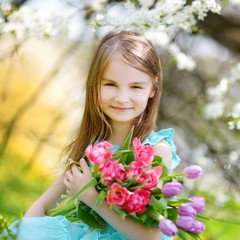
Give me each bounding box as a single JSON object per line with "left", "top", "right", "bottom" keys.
{"left": 3, "top": 31, "right": 180, "bottom": 240}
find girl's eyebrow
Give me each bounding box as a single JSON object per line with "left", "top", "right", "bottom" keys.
{"left": 102, "top": 77, "right": 148, "bottom": 85}
{"left": 101, "top": 78, "right": 115, "bottom": 82}
{"left": 131, "top": 81, "right": 148, "bottom": 85}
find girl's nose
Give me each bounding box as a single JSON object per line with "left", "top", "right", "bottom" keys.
{"left": 114, "top": 90, "right": 129, "bottom": 103}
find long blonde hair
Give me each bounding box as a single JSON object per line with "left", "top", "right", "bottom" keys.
{"left": 67, "top": 31, "right": 163, "bottom": 162}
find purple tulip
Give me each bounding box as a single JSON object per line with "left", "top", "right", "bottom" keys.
{"left": 178, "top": 204, "right": 197, "bottom": 218}
{"left": 190, "top": 220, "right": 206, "bottom": 234}
{"left": 183, "top": 165, "right": 202, "bottom": 179}
{"left": 159, "top": 219, "right": 178, "bottom": 237}
{"left": 189, "top": 196, "right": 205, "bottom": 213}
{"left": 162, "top": 182, "right": 183, "bottom": 197}
{"left": 176, "top": 216, "right": 193, "bottom": 230}
{"left": 176, "top": 216, "right": 205, "bottom": 234}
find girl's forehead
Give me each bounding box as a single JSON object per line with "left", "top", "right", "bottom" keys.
{"left": 103, "top": 58, "right": 152, "bottom": 84}
{"left": 105, "top": 54, "right": 137, "bottom": 72}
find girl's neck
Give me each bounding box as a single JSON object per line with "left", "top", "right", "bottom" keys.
{"left": 108, "top": 122, "right": 133, "bottom": 145}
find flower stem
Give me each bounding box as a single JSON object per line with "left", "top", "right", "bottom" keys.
{"left": 160, "top": 173, "right": 184, "bottom": 181}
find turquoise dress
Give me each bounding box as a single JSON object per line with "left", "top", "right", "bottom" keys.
{"left": 2, "top": 128, "right": 181, "bottom": 240}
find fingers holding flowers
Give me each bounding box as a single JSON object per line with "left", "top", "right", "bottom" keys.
{"left": 63, "top": 169, "right": 74, "bottom": 195}
{"left": 68, "top": 158, "right": 81, "bottom": 171}
{"left": 63, "top": 158, "right": 85, "bottom": 196}
{"left": 78, "top": 158, "right": 92, "bottom": 179}
{"left": 63, "top": 158, "right": 98, "bottom": 203}
{"left": 74, "top": 159, "right": 98, "bottom": 204}
{"left": 64, "top": 175, "right": 77, "bottom": 195}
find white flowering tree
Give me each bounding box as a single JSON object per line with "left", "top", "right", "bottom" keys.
{"left": 0, "top": 0, "right": 240, "bottom": 237}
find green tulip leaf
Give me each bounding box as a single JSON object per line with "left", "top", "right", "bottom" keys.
{"left": 77, "top": 204, "right": 105, "bottom": 230}
{"left": 152, "top": 155, "right": 162, "bottom": 167}
{"left": 118, "top": 126, "right": 134, "bottom": 151}
{"left": 111, "top": 205, "right": 127, "bottom": 220}
{"left": 74, "top": 178, "right": 98, "bottom": 198}
{"left": 93, "top": 190, "right": 106, "bottom": 210}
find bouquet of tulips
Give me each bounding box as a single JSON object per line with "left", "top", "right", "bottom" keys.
{"left": 47, "top": 128, "right": 209, "bottom": 239}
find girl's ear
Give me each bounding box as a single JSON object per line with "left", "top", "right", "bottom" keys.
{"left": 149, "top": 88, "right": 155, "bottom": 98}
{"left": 149, "top": 77, "right": 157, "bottom": 98}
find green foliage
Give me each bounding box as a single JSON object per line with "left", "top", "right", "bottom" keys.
{"left": 118, "top": 126, "right": 134, "bottom": 151}
{"left": 0, "top": 152, "right": 52, "bottom": 220}
{"left": 77, "top": 203, "right": 105, "bottom": 230}
{"left": 203, "top": 219, "right": 240, "bottom": 240}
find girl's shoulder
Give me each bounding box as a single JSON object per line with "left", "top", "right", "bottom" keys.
{"left": 142, "top": 128, "right": 175, "bottom": 145}
{"left": 143, "top": 128, "right": 181, "bottom": 169}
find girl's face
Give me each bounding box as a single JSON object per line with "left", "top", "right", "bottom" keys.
{"left": 100, "top": 56, "right": 155, "bottom": 128}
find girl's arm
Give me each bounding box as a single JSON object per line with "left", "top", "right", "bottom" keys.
{"left": 24, "top": 175, "right": 66, "bottom": 217}
{"left": 65, "top": 140, "right": 172, "bottom": 240}
{"left": 153, "top": 139, "right": 172, "bottom": 170}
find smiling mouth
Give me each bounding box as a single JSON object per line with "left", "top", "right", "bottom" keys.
{"left": 111, "top": 106, "right": 133, "bottom": 111}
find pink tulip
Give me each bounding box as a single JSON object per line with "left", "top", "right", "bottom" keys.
{"left": 126, "top": 161, "right": 144, "bottom": 179}
{"left": 138, "top": 166, "right": 162, "bottom": 190}
{"left": 85, "top": 141, "right": 113, "bottom": 165}
{"left": 124, "top": 189, "right": 151, "bottom": 214}
{"left": 133, "top": 138, "right": 154, "bottom": 166}
{"left": 106, "top": 183, "right": 130, "bottom": 208}
{"left": 99, "top": 160, "right": 126, "bottom": 186}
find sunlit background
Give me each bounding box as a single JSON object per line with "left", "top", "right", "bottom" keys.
{"left": 0, "top": 0, "right": 240, "bottom": 239}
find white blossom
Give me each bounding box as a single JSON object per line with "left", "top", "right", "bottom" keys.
{"left": 95, "top": 14, "right": 105, "bottom": 21}
{"left": 228, "top": 121, "right": 235, "bottom": 130}
{"left": 191, "top": 0, "right": 221, "bottom": 20}
{"left": 95, "top": 0, "right": 221, "bottom": 32}
{"left": 175, "top": 52, "right": 196, "bottom": 71}
{"left": 229, "top": 63, "right": 240, "bottom": 84}
{"left": 0, "top": 0, "right": 222, "bottom": 72}
{"left": 169, "top": 43, "right": 196, "bottom": 71}
{"left": 91, "top": 0, "right": 220, "bottom": 70}
{"left": 0, "top": 2, "right": 11, "bottom": 12}
{"left": 227, "top": 102, "right": 240, "bottom": 130}
{"left": 207, "top": 78, "right": 229, "bottom": 100}
{"left": 205, "top": 62, "right": 240, "bottom": 130}
{"left": 229, "top": 151, "right": 239, "bottom": 164}
{"left": 139, "top": 0, "right": 155, "bottom": 9}
{"left": 144, "top": 28, "right": 170, "bottom": 47}
{"left": 232, "top": 102, "right": 240, "bottom": 115}
{"left": 1, "top": 5, "right": 67, "bottom": 41}
{"left": 204, "top": 101, "right": 225, "bottom": 119}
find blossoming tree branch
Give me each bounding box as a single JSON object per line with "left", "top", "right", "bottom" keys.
{"left": 1, "top": 0, "right": 239, "bottom": 129}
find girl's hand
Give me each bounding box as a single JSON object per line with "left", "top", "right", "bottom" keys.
{"left": 63, "top": 158, "right": 98, "bottom": 205}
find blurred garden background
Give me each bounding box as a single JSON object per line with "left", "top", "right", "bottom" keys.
{"left": 0, "top": 0, "right": 240, "bottom": 239}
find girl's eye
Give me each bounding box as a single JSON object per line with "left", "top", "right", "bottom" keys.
{"left": 132, "top": 85, "right": 143, "bottom": 89}
{"left": 104, "top": 82, "right": 116, "bottom": 87}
